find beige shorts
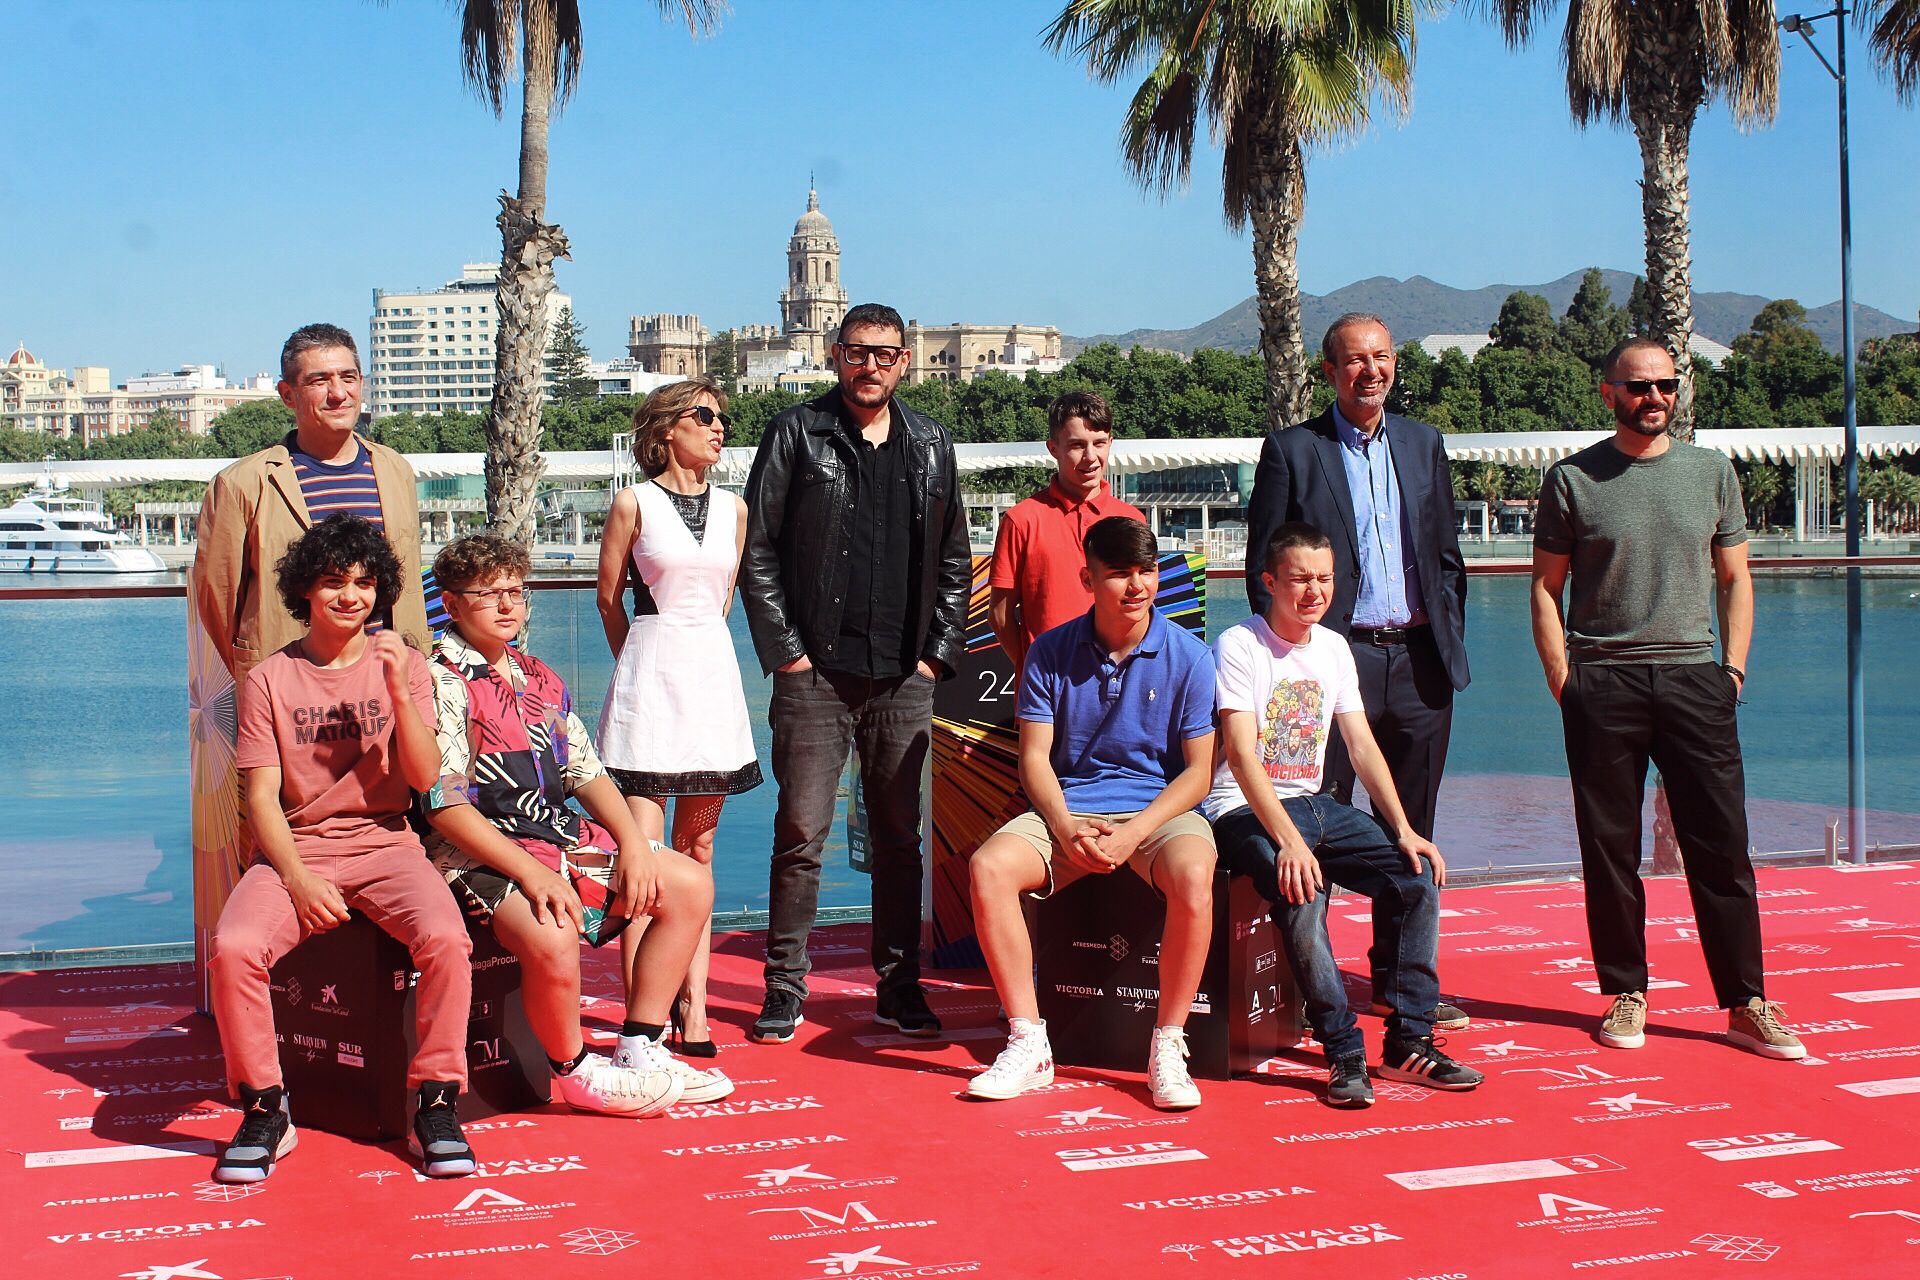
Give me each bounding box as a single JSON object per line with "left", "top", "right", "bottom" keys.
{"left": 994, "top": 808, "right": 1216, "bottom": 899}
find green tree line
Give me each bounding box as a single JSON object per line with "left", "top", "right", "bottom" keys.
{"left": 6, "top": 281, "right": 1916, "bottom": 531}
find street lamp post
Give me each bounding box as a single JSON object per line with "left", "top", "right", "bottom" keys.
{"left": 1780, "top": 7, "right": 1865, "bottom": 864}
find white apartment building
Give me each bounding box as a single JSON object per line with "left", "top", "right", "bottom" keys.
{"left": 1, "top": 345, "right": 274, "bottom": 442}
{"left": 366, "top": 263, "right": 571, "bottom": 420}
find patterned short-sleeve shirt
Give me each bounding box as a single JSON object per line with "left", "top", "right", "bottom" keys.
{"left": 424, "top": 627, "right": 604, "bottom": 849}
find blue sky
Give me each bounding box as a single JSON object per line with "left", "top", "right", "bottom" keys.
{"left": 5, "top": 1, "right": 1914, "bottom": 381}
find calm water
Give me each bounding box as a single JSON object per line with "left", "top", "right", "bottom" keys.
{"left": 3, "top": 573, "right": 1917, "bottom": 950}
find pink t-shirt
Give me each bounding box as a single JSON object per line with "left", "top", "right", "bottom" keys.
{"left": 235, "top": 640, "right": 435, "bottom": 856}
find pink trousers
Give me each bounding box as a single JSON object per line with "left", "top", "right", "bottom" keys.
{"left": 209, "top": 840, "right": 472, "bottom": 1094}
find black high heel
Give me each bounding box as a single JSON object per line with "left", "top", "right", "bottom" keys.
{"left": 671, "top": 997, "right": 717, "bottom": 1058}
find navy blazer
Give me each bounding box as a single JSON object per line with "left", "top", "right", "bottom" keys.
{"left": 1243, "top": 408, "right": 1470, "bottom": 691}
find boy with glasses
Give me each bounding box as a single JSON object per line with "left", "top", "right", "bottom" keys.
{"left": 207, "top": 515, "right": 474, "bottom": 1182}
{"left": 422, "top": 535, "right": 733, "bottom": 1113}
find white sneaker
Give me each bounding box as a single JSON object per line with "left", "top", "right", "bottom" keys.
{"left": 553, "top": 1051, "right": 680, "bottom": 1117}
{"left": 615, "top": 1033, "right": 735, "bottom": 1104}
{"left": 968, "top": 1019, "right": 1054, "bottom": 1100}
{"left": 1148, "top": 1025, "right": 1201, "bottom": 1110}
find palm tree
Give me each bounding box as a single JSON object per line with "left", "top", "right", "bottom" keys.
{"left": 1045, "top": 1, "right": 1423, "bottom": 431}
{"left": 1865, "top": 0, "right": 1920, "bottom": 101}
{"left": 1741, "top": 460, "right": 1783, "bottom": 531}
{"left": 458, "top": 0, "right": 723, "bottom": 544}
{"left": 1483, "top": 0, "right": 1780, "bottom": 439}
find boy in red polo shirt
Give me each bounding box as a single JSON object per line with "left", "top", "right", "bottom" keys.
{"left": 989, "top": 391, "right": 1147, "bottom": 675}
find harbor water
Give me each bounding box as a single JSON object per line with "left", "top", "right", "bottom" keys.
{"left": 2, "top": 572, "right": 1916, "bottom": 952}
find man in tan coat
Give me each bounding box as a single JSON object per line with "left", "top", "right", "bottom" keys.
{"left": 194, "top": 323, "right": 428, "bottom": 680}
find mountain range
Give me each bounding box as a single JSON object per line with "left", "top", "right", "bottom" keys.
{"left": 1065, "top": 269, "right": 1911, "bottom": 358}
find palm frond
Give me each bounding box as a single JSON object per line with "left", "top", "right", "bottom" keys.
{"left": 1863, "top": 0, "right": 1919, "bottom": 103}
{"left": 518, "top": 0, "right": 583, "bottom": 108}
{"left": 1468, "top": 0, "right": 1562, "bottom": 47}
{"left": 1716, "top": 0, "right": 1779, "bottom": 127}
{"left": 1563, "top": 0, "right": 1628, "bottom": 125}
{"left": 459, "top": 0, "right": 518, "bottom": 115}
{"left": 1121, "top": 53, "right": 1202, "bottom": 191}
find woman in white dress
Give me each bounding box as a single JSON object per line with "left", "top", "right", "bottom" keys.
{"left": 597, "top": 377, "right": 760, "bottom": 1054}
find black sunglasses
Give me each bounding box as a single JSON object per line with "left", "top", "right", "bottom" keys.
{"left": 1605, "top": 378, "right": 1681, "bottom": 395}
{"left": 680, "top": 405, "right": 734, "bottom": 429}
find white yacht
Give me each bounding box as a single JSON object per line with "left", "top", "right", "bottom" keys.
{"left": 0, "top": 466, "right": 167, "bottom": 573}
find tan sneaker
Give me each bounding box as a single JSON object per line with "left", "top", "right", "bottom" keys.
{"left": 1597, "top": 991, "right": 1647, "bottom": 1049}
{"left": 1729, "top": 998, "right": 1807, "bottom": 1060}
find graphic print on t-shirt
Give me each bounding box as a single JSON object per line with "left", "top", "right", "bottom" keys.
{"left": 292, "top": 697, "right": 389, "bottom": 746}
{"left": 1259, "top": 679, "right": 1325, "bottom": 780}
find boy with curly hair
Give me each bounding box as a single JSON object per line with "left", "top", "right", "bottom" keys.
{"left": 207, "top": 514, "right": 476, "bottom": 1182}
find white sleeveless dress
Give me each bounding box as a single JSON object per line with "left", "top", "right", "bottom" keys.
{"left": 597, "top": 481, "right": 762, "bottom": 796}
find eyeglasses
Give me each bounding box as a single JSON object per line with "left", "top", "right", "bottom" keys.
{"left": 679, "top": 405, "right": 733, "bottom": 429}
{"left": 837, "top": 344, "right": 908, "bottom": 368}
{"left": 456, "top": 587, "right": 530, "bottom": 607}
{"left": 1605, "top": 378, "right": 1681, "bottom": 396}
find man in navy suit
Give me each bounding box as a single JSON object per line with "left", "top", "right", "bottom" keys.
{"left": 1244, "top": 312, "right": 1471, "bottom": 1028}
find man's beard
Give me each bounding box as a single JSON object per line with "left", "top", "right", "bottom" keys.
{"left": 842, "top": 378, "right": 889, "bottom": 406}
{"left": 1619, "top": 410, "right": 1669, "bottom": 438}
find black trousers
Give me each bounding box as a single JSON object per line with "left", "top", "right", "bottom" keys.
{"left": 1559, "top": 661, "right": 1764, "bottom": 1007}
{"left": 764, "top": 666, "right": 934, "bottom": 1001}
{"left": 1322, "top": 626, "right": 1454, "bottom": 1001}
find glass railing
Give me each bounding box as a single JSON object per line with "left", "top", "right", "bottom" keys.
{"left": 3, "top": 560, "right": 1916, "bottom": 968}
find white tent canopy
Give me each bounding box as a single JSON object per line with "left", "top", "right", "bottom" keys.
{"left": 3, "top": 425, "right": 1916, "bottom": 489}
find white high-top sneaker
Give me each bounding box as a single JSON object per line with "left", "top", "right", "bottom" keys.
{"left": 968, "top": 1018, "right": 1055, "bottom": 1100}
{"left": 615, "top": 1032, "right": 735, "bottom": 1104}
{"left": 1148, "top": 1025, "right": 1201, "bottom": 1110}
{"left": 554, "top": 1051, "right": 681, "bottom": 1116}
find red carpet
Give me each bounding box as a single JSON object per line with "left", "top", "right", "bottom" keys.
{"left": 6, "top": 864, "right": 1920, "bottom": 1279}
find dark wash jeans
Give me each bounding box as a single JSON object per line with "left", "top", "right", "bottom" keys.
{"left": 1214, "top": 796, "right": 1439, "bottom": 1059}
{"left": 1560, "top": 660, "right": 1764, "bottom": 1007}
{"left": 765, "top": 665, "right": 935, "bottom": 1001}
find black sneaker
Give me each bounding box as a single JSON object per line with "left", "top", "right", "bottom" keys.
{"left": 213, "top": 1083, "right": 296, "bottom": 1183}
{"left": 1326, "top": 1054, "right": 1375, "bottom": 1109}
{"left": 409, "top": 1081, "right": 477, "bottom": 1177}
{"left": 873, "top": 984, "right": 942, "bottom": 1037}
{"left": 750, "top": 987, "right": 805, "bottom": 1044}
{"left": 1378, "top": 1036, "right": 1485, "bottom": 1091}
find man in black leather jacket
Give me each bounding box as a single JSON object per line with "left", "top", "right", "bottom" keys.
{"left": 740, "top": 302, "right": 970, "bottom": 1044}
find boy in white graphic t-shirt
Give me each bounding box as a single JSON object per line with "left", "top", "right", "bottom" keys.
{"left": 1207, "top": 522, "right": 1484, "bottom": 1108}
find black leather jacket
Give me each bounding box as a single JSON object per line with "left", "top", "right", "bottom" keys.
{"left": 741, "top": 391, "right": 971, "bottom": 677}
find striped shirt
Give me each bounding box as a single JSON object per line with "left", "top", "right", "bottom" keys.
{"left": 290, "top": 441, "right": 385, "bottom": 529}
{"left": 291, "top": 438, "right": 389, "bottom": 629}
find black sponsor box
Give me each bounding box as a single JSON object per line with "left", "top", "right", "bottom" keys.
{"left": 1035, "top": 870, "right": 1304, "bottom": 1080}
{"left": 268, "top": 914, "right": 547, "bottom": 1139}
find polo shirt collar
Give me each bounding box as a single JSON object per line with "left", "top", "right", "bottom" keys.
{"left": 1046, "top": 476, "right": 1114, "bottom": 512}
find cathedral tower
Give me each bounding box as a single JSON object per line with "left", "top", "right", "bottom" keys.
{"left": 778, "top": 188, "right": 848, "bottom": 365}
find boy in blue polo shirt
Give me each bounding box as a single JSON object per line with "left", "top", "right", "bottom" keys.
{"left": 967, "top": 516, "right": 1218, "bottom": 1109}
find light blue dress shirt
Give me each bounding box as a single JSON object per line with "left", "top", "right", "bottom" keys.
{"left": 1332, "top": 404, "right": 1426, "bottom": 628}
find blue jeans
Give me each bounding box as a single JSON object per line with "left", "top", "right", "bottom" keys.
{"left": 1214, "top": 796, "right": 1439, "bottom": 1059}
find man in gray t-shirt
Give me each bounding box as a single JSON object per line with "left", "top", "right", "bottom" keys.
{"left": 1531, "top": 336, "right": 1803, "bottom": 1064}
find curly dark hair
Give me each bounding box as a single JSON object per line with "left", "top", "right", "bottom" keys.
{"left": 433, "top": 534, "right": 531, "bottom": 594}
{"left": 274, "top": 514, "right": 405, "bottom": 624}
